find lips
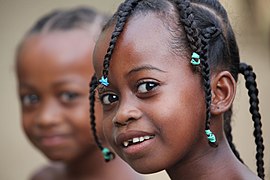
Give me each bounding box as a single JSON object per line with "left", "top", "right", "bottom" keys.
{"left": 37, "top": 133, "right": 71, "bottom": 147}
{"left": 116, "top": 130, "right": 155, "bottom": 148}
{"left": 122, "top": 135, "right": 155, "bottom": 147}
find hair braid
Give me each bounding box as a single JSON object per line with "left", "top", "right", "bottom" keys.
{"left": 94, "top": 0, "right": 142, "bottom": 161}
{"left": 89, "top": 75, "right": 102, "bottom": 150}
{"left": 89, "top": 74, "right": 115, "bottom": 162}
{"left": 239, "top": 63, "right": 265, "bottom": 179}
{"left": 198, "top": 0, "right": 243, "bottom": 162}
{"left": 175, "top": 0, "right": 219, "bottom": 147}
{"left": 102, "top": 0, "right": 141, "bottom": 78}
{"left": 200, "top": 41, "right": 217, "bottom": 147}
{"left": 175, "top": 0, "right": 201, "bottom": 52}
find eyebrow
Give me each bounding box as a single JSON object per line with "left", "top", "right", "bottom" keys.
{"left": 52, "top": 80, "right": 85, "bottom": 87}
{"left": 127, "top": 64, "right": 167, "bottom": 76}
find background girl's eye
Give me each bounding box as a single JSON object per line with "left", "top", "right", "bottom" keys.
{"left": 138, "top": 82, "right": 158, "bottom": 93}
{"left": 60, "top": 92, "right": 79, "bottom": 102}
{"left": 101, "top": 94, "right": 118, "bottom": 105}
{"left": 21, "top": 94, "right": 39, "bottom": 106}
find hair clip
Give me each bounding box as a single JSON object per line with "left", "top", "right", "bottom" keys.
{"left": 205, "top": 129, "right": 216, "bottom": 143}
{"left": 191, "top": 52, "right": 200, "bottom": 65}
{"left": 102, "top": 147, "right": 115, "bottom": 162}
{"left": 99, "top": 76, "right": 109, "bottom": 86}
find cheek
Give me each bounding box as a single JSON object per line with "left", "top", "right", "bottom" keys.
{"left": 93, "top": 101, "right": 104, "bottom": 137}
{"left": 72, "top": 110, "right": 90, "bottom": 134}
{"left": 151, "top": 83, "right": 205, "bottom": 142}
{"left": 102, "top": 115, "right": 114, "bottom": 145}
{"left": 22, "top": 114, "right": 33, "bottom": 135}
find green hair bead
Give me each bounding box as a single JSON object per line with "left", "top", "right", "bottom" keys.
{"left": 205, "top": 129, "right": 216, "bottom": 143}
{"left": 102, "top": 148, "right": 114, "bottom": 162}
{"left": 191, "top": 52, "right": 200, "bottom": 65}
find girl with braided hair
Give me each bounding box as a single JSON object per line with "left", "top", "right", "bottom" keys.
{"left": 90, "top": 0, "right": 265, "bottom": 179}
{"left": 16, "top": 7, "right": 142, "bottom": 180}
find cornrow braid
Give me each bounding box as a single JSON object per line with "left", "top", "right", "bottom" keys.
{"left": 239, "top": 62, "right": 265, "bottom": 179}
{"left": 175, "top": 0, "right": 201, "bottom": 52}
{"left": 174, "top": 0, "right": 218, "bottom": 147}
{"left": 101, "top": 0, "right": 141, "bottom": 82}
{"left": 89, "top": 74, "right": 115, "bottom": 162}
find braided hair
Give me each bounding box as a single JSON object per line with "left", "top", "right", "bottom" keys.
{"left": 90, "top": 0, "right": 264, "bottom": 178}
{"left": 17, "top": 7, "right": 109, "bottom": 52}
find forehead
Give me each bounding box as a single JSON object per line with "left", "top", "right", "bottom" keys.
{"left": 20, "top": 30, "right": 93, "bottom": 62}
{"left": 17, "top": 30, "right": 94, "bottom": 80}
{"left": 93, "top": 13, "right": 176, "bottom": 77}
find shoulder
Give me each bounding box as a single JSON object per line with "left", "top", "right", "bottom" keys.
{"left": 30, "top": 163, "right": 66, "bottom": 180}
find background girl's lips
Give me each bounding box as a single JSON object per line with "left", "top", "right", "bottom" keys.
{"left": 37, "top": 134, "right": 71, "bottom": 147}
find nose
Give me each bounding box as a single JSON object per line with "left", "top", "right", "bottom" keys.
{"left": 112, "top": 97, "right": 142, "bottom": 127}
{"left": 35, "top": 99, "right": 62, "bottom": 129}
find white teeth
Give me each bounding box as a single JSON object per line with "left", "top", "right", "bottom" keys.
{"left": 123, "top": 141, "right": 129, "bottom": 147}
{"left": 144, "top": 136, "right": 150, "bottom": 140}
{"left": 132, "top": 137, "right": 140, "bottom": 143}
{"left": 122, "top": 135, "right": 154, "bottom": 147}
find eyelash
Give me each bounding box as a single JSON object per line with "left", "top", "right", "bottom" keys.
{"left": 136, "top": 80, "right": 159, "bottom": 94}
{"left": 59, "top": 92, "right": 80, "bottom": 103}
{"left": 20, "top": 91, "right": 80, "bottom": 108}
{"left": 99, "top": 80, "right": 160, "bottom": 106}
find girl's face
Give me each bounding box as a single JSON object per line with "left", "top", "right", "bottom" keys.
{"left": 94, "top": 14, "right": 208, "bottom": 173}
{"left": 17, "top": 30, "right": 102, "bottom": 162}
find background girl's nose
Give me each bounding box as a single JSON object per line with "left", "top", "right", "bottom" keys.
{"left": 35, "top": 101, "right": 62, "bottom": 128}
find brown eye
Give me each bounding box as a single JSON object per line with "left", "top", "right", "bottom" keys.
{"left": 21, "top": 94, "right": 39, "bottom": 106}
{"left": 101, "top": 94, "right": 119, "bottom": 105}
{"left": 137, "top": 81, "right": 158, "bottom": 93}
{"left": 60, "top": 92, "right": 79, "bottom": 102}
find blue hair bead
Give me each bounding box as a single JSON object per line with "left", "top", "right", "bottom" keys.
{"left": 205, "top": 129, "right": 216, "bottom": 143}
{"left": 99, "top": 76, "right": 109, "bottom": 86}
{"left": 191, "top": 52, "right": 200, "bottom": 65}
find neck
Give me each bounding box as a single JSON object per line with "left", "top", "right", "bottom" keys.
{"left": 65, "top": 147, "right": 104, "bottom": 179}
{"left": 64, "top": 146, "right": 142, "bottom": 180}
{"left": 166, "top": 138, "right": 257, "bottom": 180}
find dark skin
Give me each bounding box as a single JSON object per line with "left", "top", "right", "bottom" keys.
{"left": 17, "top": 30, "right": 142, "bottom": 180}
{"left": 93, "top": 13, "right": 260, "bottom": 179}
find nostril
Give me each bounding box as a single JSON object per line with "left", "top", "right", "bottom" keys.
{"left": 113, "top": 117, "right": 136, "bottom": 127}
{"left": 112, "top": 101, "right": 142, "bottom": 127}
{"left": 114, "top": 121, "right": 124, "bottom": 127}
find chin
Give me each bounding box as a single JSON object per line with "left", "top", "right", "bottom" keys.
{"left": 127, "top": 160, "right": 165, "bottom": 174}
{"left": 45, "top": 153, "right": 67, "bottom": 162}
{"left": 41, "top": 149, "right": 74, "bottom": 162}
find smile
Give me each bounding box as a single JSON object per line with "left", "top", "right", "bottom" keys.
{"left": 122, "top": 135, "right": 154, "bottom": 147}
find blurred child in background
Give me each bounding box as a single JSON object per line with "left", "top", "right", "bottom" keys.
{"left": 16, "top": 7, "right": 143, "bottom": 180}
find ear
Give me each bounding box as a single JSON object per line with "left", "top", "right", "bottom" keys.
{"left": 210, "top": 71, "right": 236, "bottom": 115}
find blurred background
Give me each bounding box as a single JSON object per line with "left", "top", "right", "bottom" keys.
{"left": 0, "top": 0, "right": 269, "bottom": 179}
